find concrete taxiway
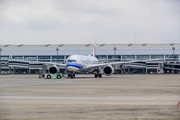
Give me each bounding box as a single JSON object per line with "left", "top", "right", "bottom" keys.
{"left": 0, "top": 74, "right": 180, "bottom": 120}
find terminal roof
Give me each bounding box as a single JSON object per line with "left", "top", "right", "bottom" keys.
{"left": 1, "top": 43, "right": 180, "bottom": 49}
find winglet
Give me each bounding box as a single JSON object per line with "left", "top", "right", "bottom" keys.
{"left": 93, "top": 37, "right": 97, "bottom": 57}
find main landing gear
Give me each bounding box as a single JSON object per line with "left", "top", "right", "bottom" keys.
{"left": 68, "top": 73, "right": 75, "bottom": 79}
{"left": 94, "top": 68, "right": 102, "bottom": 78}
{"left": 94, "top": 74, "right": 102, "bottom": 78}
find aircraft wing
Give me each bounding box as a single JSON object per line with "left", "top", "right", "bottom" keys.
{"left": 39, "top": 62, "right": 66, "bottom": 67}
{"left": 8, "top": 59, "right": 66, "bottom": 68}
{"left": 108, "top": 59, "right": 163, "bottom": 65}
{"left": 87, "top": 58, "right": 165, "bottom": 69}
{"left": 87, "top": 61, "right": 126, "bottom": 69}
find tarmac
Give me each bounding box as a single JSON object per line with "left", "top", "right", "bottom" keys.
{"left": 0, "top": 74, "right": 180, "bottom": 120}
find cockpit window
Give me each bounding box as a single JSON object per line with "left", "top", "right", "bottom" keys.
{"left": 67, "top": 59, "right": 77, "bottom": 62}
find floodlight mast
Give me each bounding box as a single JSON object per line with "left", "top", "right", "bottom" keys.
{"left": 56, "top": 48, "right": 59, "bottom": 63}
{"left": 113, "top": 39, "right": 117, "bottom": 55}
{"left": 0, "top": 46, "right": 2, "bottom": 75}
{"left": 113, "top": 47, "right": 117, "bottom": 55}
{"left": 172, "top": 47, "right": 175, "bottom": 63}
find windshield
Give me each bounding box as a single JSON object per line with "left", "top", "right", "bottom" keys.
{"left": 67, "top": 59, "right": 77, "bottom": 62}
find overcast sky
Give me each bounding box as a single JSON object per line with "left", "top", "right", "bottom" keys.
{"left": 0, "top": 0, "right": 180, "bottom": 44}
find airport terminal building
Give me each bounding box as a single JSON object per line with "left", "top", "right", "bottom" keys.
{"left": 0, "top": 43, "right": 180, "bottom": 74}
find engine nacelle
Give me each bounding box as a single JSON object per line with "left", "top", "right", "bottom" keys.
{"left": 103, "top": 65, "right": 114, "bottom": 76}
{"left": 49, "top": 65, "right": 59, "bottom": 74}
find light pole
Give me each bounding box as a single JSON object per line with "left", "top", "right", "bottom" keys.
{"left": 113, "top": 47, "right": 117, "bottom": 55}
{"left": 172, "top": 47, "right": 175, "bottom": 63}
{"left": 56, "top": 48, "right": 59, "bottom": 63}
{"left": 0, "top": 48, "right": 2, "bottom": 75}
{"left": 113, "top": 39, "right": 117, "bottom": 55}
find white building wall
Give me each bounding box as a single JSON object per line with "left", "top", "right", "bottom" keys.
{"left": 1, "top": 48, "right": 180, "bottom": 56}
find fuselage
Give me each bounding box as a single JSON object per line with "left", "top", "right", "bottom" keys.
{"left": 66, "top": 55, "right": 98, "bottom": 72}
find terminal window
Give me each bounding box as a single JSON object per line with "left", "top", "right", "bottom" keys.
{"left": 122, "top": 55, "right": 135, "bottom": 60}
{"left": 96, "top": 55, "right": 107, "bottom": 59}
{"left": 38, "top": 56, "right": 50, "bottom": 59}
{"left": 0, "top": 56, "right": 9, "bottom": 60}
{"left": 108, "top": 55, "right": 121, "bottom": 59}
{"left": 24, "top": 56, "right": 37, "bottom": 60}
{"left": 12, "top": 56, "right": 23, "bottom": 60}
{"left": 52, "top": 56, "right": 64, "bottom": 59}
{"left": 136, "top": 55, "right": 149, "bottom": 60}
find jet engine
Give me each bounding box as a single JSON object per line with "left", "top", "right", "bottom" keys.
{"left": 103, "top": 65, "right": 114, "bottom": 76}
{"left": 49, "top": 65, "right": 59, "bottom": 74}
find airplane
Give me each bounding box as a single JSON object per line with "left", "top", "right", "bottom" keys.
{"left": 47, "top": 37, "right": 169, "bottom": 79}
{"left": 8, "top": 37, "right": 170, "bottom": 79}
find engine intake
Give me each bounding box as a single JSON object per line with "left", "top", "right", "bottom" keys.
{"left": 103, "top": 65, "right": 114, "bottom": 76}
{"left": 49, "top": 65, "right": 59, "bottom": 74}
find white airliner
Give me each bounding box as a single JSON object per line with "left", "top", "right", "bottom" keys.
{"left": 48, "top": 38, "right": 168, "bottom": 78}
{"left": 8, "top": 38, "right": 170, "bottom": 79}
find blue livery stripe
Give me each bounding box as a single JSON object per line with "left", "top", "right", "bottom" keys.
{"left": 66, "top": 62, "right": 83, "bottom": 68}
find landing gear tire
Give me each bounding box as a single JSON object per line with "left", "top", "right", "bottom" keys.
{"left": 95, "top": 74, "right": 98, "bottom": 78}
{"left": 94, "top": 74, "right": 102, "bottom": 78}
{"left": 70, "top": 73, "right": 75, "bottom": 79}
{"left": 42, "top": 74, "right": 45, "bottom": 78}
{"left": 57, "top": 75, "right": 61, "bottom": 79}
{"left": 47, "top": 75, "right": 51, "bottom": 79}
{"left": 68, "top": 73, "right": 75, "bottom": 79}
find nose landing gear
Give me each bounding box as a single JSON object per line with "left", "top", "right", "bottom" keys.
{"left": 68, "top": 72, "right": 75, "bottom": 79}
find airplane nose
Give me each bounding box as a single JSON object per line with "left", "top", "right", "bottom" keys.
{"left": 67, "top": 66, "right": 79, "bottom": 72}
{"left": 66, "top": 62, "right": 83, "bottom": 72}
